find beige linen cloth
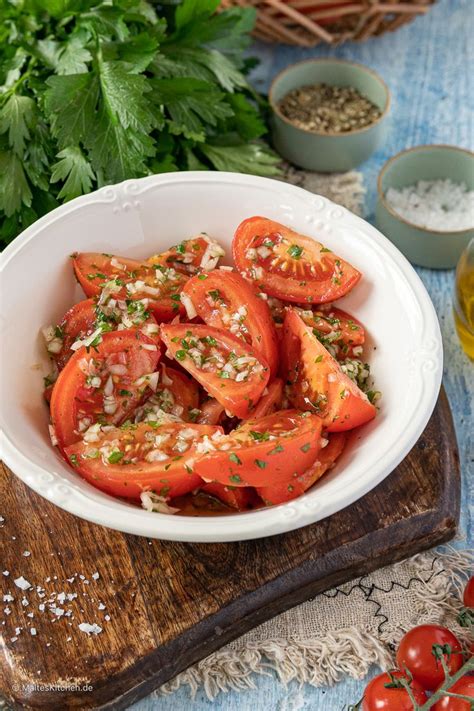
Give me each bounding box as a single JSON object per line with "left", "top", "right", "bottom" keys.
{"left": 160, "top": 170, "right": 472, "bottom": 700}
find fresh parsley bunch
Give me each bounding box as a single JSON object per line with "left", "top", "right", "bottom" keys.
{"left": 0, "top": 0, "right": 280, "bottom": 246}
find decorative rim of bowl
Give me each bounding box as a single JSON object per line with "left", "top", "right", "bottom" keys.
{"left": 268, "top": 57, "right": 391, "bottom": 139}
{"left": 0, "top": 172, "right": 442, "bottom": 542}
{"left": 377, "top": 144, "right": 474, "bottom": 236}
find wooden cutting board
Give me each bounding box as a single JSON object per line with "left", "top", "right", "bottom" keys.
{"left": 0, "top": 388, "right": 459, "bottom": 711}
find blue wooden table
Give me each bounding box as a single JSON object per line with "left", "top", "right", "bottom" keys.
{"left": 131, "top": 1, "right": 473, "bottom": 708}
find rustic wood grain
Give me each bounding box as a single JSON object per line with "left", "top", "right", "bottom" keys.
{"left": 0, "top": 388, "right": 459, "bottom": 711}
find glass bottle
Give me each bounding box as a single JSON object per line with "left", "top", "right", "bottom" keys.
{"left": 453, "top": 238, "right": 474, "bottom": 360}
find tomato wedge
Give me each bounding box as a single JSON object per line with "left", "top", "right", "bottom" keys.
{"left": 197, "top": 398, "right": 225, "bottom": 425}
{"left": 200, "top": 482, "right": 253, "bottom": 510}
{"left": 257, "top": 432, "right": 346, "bottom": 505}
{"left": 65, "top": 422, "right": 221, "bottom": 500}
{"left": 181, "top": 270, "right": 279, "bottom": 377}
{"left": 50, "top": 330, "right": 160, "bottom": 452}
{"left": 293, "top": 305, "right": 365, "bottom": 360}
{"left": 245, "top": 378, "right": 284, "bottom": 420}
{"left": 148, "top": 235, "right": 225, "bottom": 275}
{"left": 160, "top": 324, "right": 270, "bottom": 419}
{"left": 134, "top": 364, "right": 200, "bottom": 423}
{"left": 45, "top": 297, "right": 158, "bottom": 373}
{"left": 233, "top": 217, "right": 361, "bottom": 304}
{"left": 282, "top": 309, "right": 376, "bottom": 432}
{"left": 193, "top": 410, "right": 322, "bottom": 487}
{"left": 72, "top": 252, "right": 187, "bottom": 322}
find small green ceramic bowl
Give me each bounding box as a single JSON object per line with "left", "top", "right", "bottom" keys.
{"left": 376, "top": 145, "right": 474, "bottom": 269}
{"left": 269, "top": 58, "right": 390, "bottom": 173}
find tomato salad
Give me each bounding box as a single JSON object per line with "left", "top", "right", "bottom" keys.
{"left": 42, "top": 221, "right": 380, "bottom": 515}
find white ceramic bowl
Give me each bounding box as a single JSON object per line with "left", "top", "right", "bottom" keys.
{"left": 0, "top": 172, "right": 442, "bottom": 542}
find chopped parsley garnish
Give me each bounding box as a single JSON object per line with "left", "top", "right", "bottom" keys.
{"left": 249, "top": 430, "right": 270, "bottom": 441}
{"left": 198, "top": 274, "right": 208, "bottom": 280}
{"left": 201, "top": 336, "right": 217, "bottom": 346}
{"left": 208, "top": 289, "right": 220, "bottom": 301}
{"left": 268, "top": 444, "right": 284, "bottom": 455}
{"left": 300, "top": 443, "right": 311, "bottom": 453}
{"left": 320, "top": 247, "right": 332, "bottom": 253}
{"left": 229, "top": 453, "right": 242, "bottom": 465}
{"left": 69, "top": 454, "right": 78, "bottom": 466}
{"left": 315, "top": 355, "right": 323, "bottom": 363}
{"left": 229, "top": 474, "right": 242, "bottom": 483}
{"left": 118, "top": 389, "right": 132, "bottom": 396}
{"left": 108, "top": 451, "right": 124, "bottom": 464}
{"left": 254, "top": 459, "right": 267, "bottom": 468}
{"left": 287, "top": 244, "right": 303, "bottom": 259}
{"left": 175, "top": 350, "right": 187, "bottom": 361}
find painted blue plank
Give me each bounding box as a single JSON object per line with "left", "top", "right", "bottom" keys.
{"left": 131, "top": 1, "right": 473, "bottom": 708}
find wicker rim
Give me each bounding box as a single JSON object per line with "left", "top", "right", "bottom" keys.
{"left": 377, "top": 144, "right": 474, "bottom": 236}
{"left": 269, "top": 58, "right": 391, "bottom": 138}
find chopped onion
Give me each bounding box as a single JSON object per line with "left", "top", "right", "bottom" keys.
{"left": 108, "top": 364, "right": 127, "bottom": 376}
{"left": 48, "top": 424, "right": 58, "bottom": 447}
{"left": 180, "top": 292, "right": 197, "bottom": 320}
{"left": 140, "top": 491, "right": 178, "bottom": 514}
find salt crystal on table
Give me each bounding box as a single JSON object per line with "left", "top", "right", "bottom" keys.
{"left": 2, "top": 571, "right": 9, "bottom": 576}
{"left": 4, "top": 607, "right": 11, "bottom": 615}
{"left": 14, "top": 576, "right": 31, "bottom": 590}
{"left": 98, "top": 603, "right": 106, "bottom": 610}
{"left": 23, "top": 551, "right": 31, "bottom": 557}
{"left": 3, "top": 594, "right": 13, "bottom": 602}
{"left": 30, "top": 628, "right": 37, "bottom": 636}
{"left": 92, "top": 572, "right": 99, "bottom": 580}
{"left": 78, "top": 622, "right": 102, "bottom": 635}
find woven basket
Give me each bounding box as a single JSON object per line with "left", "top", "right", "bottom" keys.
{"left": 220, "top": 0, "right": 435, "bottom": 46}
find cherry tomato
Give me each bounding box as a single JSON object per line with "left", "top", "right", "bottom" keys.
{"left": 160, "top": 324, "right": 270, "bottom": 419}
{"left": 193, "top": 410, "right": 322, "bottom": 487}
{"left": 134, "top": 364, "right": 199, "bottom": 424}
{"left": 148, "top": 235, "right": 225, "bottom": 275}
{"left": 200, "top": 482, "right": 253, "bottom": 510}
{"left": 362, "top": 670, "right": 428, "bottom": 710}
{"left": 72, "top": 252, "right": 187, "bottom": 322}
{"left": 181, "top": 269, "right": 279, "bottom": 377}
{"left": 50, "top": 330, "right": 160, "bottom": 452}
{"left": 282, "top": 309, "right": 376, "bottom": 431}
{"left": 65, "top": 421, "right": 221, "bottom": 500}
{"left": 396, "top": 624, "right": 464, "bottom": 690}
{"left": 432, "top": 676, "right": 474, "bottom": 710}
{"left": 232, "top": 217, "right": 361, "bottom": 304}
{"left": 256, "top": 432, "right": 346, "bottom": 505}
{"left": 463, "top": 576, "right": 474, "bottom": 607}
{"left": 246, "top": 378, "right": 284, "bottom": 420}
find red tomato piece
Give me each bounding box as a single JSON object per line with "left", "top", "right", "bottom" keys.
{"left": 200, "top": 482, "right": 253, "bottom": 510}
{"left": 50, "top": 330, "right": 160, "bottom": 452}
{"left": 463, "top": 576, "right": 474, "bottom": 607}
{"left": 246, "top": 378, "right": 284, "bottom": 420}
{"left": 148, "top": 235, "right": 225, "bottom": 275}
{"left": 257, "top": 432, "right": 346, "bottom": 505}
{"left": 197, "top": 398, "right": 225, "bottom": 425}
{"left": 160, "top": 324, "right": 270, "bottom": 419}
{"left": 48, "top": 299, "right": 97, "bottom": 371}
{"left": 233, "top": 217, "right": 361, "bottom": 304}
{"left": 193, "top": 410, "right": 322, "bottom": 487}
{"left": 432, "top": 676, "right": 474, "bottom": 710}
{"left": 65, "top": 422, "right": 221, "bottom": 500}
{"left": 72, "top": 252, "right": 187, "bottom": 322}
{"left": 134, "top": 364, "right": 200, "bottom": 424}
{"left": 282, "top": 309, "right": 376, "bottom": 432}
{"left": 181, "top": 270, "right": 279, "bottom": 377}
{"left": 396, "top": 624, "right": 464, "bottom": 690}
{"left": 362, "top": 670, "right": 428, "bottom": 710}
{"left": 294, "top": 304, "right": 365, "bottom": 360}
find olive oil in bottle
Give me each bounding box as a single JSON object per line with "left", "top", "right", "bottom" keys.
{"left": 453, "top": 239, "right": 474, "bottom": 360}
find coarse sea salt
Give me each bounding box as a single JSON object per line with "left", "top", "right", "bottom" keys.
{"left": 385, "top": 179, "right": 474, "bottom": 231}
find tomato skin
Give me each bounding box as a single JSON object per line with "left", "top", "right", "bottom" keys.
{"left": 396, "top": 625, "right": 463, "bottom": 690}
{"left": 463, "top": 576, "right": 474, "bottom": 607}
{"left": 296, "top": 305, "right": 365, "bottom": 360}
{"left": 65, "top": 422, "right": 221, "bottom": 500}
{"left": 160, "top": 324, "right": 270, "bottom": 420}
{"left": 182, "top": 270, "right": 279, "bottom": 377}
{"left": 362, "top": 670, "right": 428, "bottom": 710}
{"left": 197, "top": 398, "right": 225, "bottom": 425}
{"left": 72, "top": 252, "right": 186, "bottom": 322}
{"left": 134, "top": 364, "right": 199, "bottom": 423}
{"left": 200, "top": 482, "right": 253, "bottom": 510}
{"left": 53, "top": 299, "right": 97, "bottom": 370}
{"left": 232, "top": 217, "right": 361, "bottom": 304}
{"left": 256, "top": 432, "right": 346, "bottom": 505}
{"left": 194, "top": 410, "right": 322, "bottom": 487}
{"left": 282, "top": 309, "right": 376, "bottom": 432}
{"left": 432, "top": 676, "right": 474, "bottom": 710}
{"left": 245, "top": 378, "right": 284, "bottom": 420}
{"left": 50, "top": 330, "right": 160, "bottom": 452}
